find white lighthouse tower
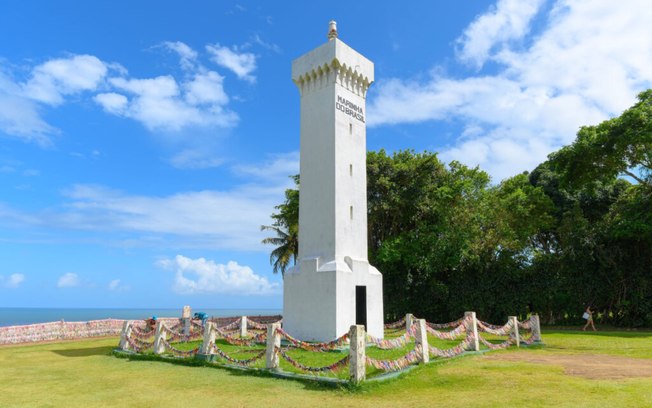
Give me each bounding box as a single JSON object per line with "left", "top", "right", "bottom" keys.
{"left": 283, "top": 21, "right": 384, "bottom": 341}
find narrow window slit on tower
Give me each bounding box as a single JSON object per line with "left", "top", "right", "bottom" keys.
{"left": 350, "top": 205, "right": 353, "bottom": 220}
{"left": 349, "top": 164, "right": 353, "bottom": 176}
{"left": 349, "top": 123, "right": 352, "bottom": 134}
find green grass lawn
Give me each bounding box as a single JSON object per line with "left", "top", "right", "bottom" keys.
{"left": 1, "top": 329, "right": 651, "bottom": 407}
{"left": 158, "top": 328, "right": 476, "bottom": 379}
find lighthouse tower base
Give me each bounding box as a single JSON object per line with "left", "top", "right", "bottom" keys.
{"left": 283, "top": 257, "right": 384, "bottom": 341}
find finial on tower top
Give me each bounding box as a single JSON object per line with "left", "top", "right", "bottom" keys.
{"left": 327, "top": 20, "right": 338, "bottom": 41}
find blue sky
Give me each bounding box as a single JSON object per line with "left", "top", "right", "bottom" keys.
{"left": 1, "top": 1, "right": 651, "bottom": 309}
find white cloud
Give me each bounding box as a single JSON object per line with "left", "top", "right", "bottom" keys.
{"left": 157, "top": 255, "right": 279, "bottom": 295}
{"left": 233, "top": 151, "right": 299, "bottom": 181}
{"left": 101, "top": 74, "right": 237, "bottom": 131}
{"left": 0, "top": 152, "right": 298, "bottom": 251}
{"left": 368, "top": 0, "right": 652, "bottom": 181}
{"left": 184, "top": 71, "right": 229, "bottom": 105}
{"left": 1, "top": 54, "right": 109, "bottom": 145}
{"left": 2, "top": 44, "right": 243, "bottom": 146}
{"left": 57, "top": 182, "right": 283, "bottom": 251}
{"left": 162, "top": 41, "right": 198, "bottom": 70}
{"left": 57, "top": 272, "right": 80, "bottom": 288}
{"left": 169, "top": 149, "right": 225, "bottom": 169}
{"left": 0, "top": 202, "right": 40, "bottom": 226}
{"left": 1, "top": 273, "right": 25, "bottom": 288}
{"left": 108, "top": 279, "right": 129, "bottom": 291}
{"left": 456, "top": 0, "right": 545, "bottom": 67}
{"left": 206, "top": 44, "right": 257, "bottom": 83}
{"left": 23, "top": 55, "right": 108, "bottom": 105}
{"left": 0, "top": 71, "right": 56, "bottom": 145}
{"left": 250, "top": 34, "right": 281, "bottom": 54}
{"left": 94, "top": 92, "right": 128, "bottom": 115}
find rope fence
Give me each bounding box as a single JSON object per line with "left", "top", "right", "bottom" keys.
{"left": 117, "top": 312, "right": 543, "bottom": 383}
{"left": 209, "top": 343, "right": 266, "bottom": 366}
{"left": 277, "top": 347, "right": 350, "bottom": 373}
{"left": 277, "top": 328, "right": 349, "bottom": 351}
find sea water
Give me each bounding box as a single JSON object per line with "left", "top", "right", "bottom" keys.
{"left": 0, "top": 308, "right": 282, "bottom": 327}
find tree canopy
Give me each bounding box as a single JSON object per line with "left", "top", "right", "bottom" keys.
{"left": 260, "top": 175, "right": 299, "bottom": 275}
{"left": 550, "top": 89, "right": 652, "bottom": 188}
{"left": 263, "top": 91, "right": 652, "bottom": 327}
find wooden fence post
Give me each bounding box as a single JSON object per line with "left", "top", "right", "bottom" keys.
{"left": 119, "top": 320, "right": 133, "bottom": 350}
{"left": 200, "top": 322, "right": 216, "bottom": 355}
{"left": 265, "top": 322, "right": 281, "bottom": 369}
{"left": 153, "top": 321, "right": 166, "bottom": 355}
{"left": 240, "top": 316, "right": 248, "bottom": 338}
{"left": 465, "top": 311, "right": 480, "bottom": 351}
{"left": 509, "top": 316, "right": 520, "bottom": 347}
{"left": 349, "top": 325, "right": 366, "bottom": 383}
{"left": 415, "top": 319, "right": 429, "bottom": 363}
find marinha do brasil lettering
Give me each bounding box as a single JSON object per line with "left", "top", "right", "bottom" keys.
{"left": 336, "top": 95, "right": 365, "bottom": 123}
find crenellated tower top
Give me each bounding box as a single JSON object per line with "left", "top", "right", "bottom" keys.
{"left": 292, "top": 24, "right": 374, "bottom": 98}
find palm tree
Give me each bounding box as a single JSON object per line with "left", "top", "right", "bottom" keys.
{"left": 260, "top": 224, "right": 297, "bottom": 276}
{"left": 261, "top": 175, "right": 299, "bottom": 276}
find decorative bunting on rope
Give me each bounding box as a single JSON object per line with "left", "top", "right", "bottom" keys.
{"left": 125, "top": 336, "right": 154, "bottom": 353}
{"left": 130, "top": 326, "right": 155, "bottom": 341}
{"left": 160, "top": 322, "right": 204, "bottom": 342}
{"left": 161, "top": 338, "right": 200, "bottom": 357}
{"left": 113, "top": 312, "right": 531, "bottom": 382}
{"left": 247, "top": 319, "right": 280, "bottom": 330}
{"left": 209, "top": 343, "right": 266, "bottom": 366}
{"left": 276, "top": 328, "right": 349, "bottom": 351}
{"left": 214, "top": 326, "right": 267, "bottom": 346}
{"left": 217, "top": 319, "right": 241, "bottom": 331}
{"left": 365, "top": 348, "right": 422, "bottom": 371}
{"left": 519, "top": 331, "right": 538, "bottom": 345}
{"left": 166, "top": 320, "right": 184, "bottom": 332}
{"left": 428, "top": 334, "right": 474, "bottom": 358}
{"left": 518, "top": 316, "right": 535, "bottom": 330}
{"left": 366, "top": 324, "right": 417, "bottom": 349}
{"left": 477, "top": 319, "right": 514, "bottom": 336}
{"left": 425, "top": 318, "right": 469, "bottom": 340}
{"left": 277, "top": 347, "right": 350, "bottom": 373}
{"left": 383, "top": 316, "right": 406, "bottom": 329}
{"left": 426, "top": 316, "right": 467, "bottom": 330}
{"left": 478, "top": 334, "right": 514, "bottom": 350}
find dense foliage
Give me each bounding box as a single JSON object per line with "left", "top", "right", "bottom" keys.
{"left": 263, "top": 91, "right": 652, "bottom": 327}
{"left": 261, "top": 175, "right": 299, "bottom": 275}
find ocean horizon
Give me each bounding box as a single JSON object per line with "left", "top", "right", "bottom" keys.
{"left": 0, "top": 307, "right": 282, "bottom": 327}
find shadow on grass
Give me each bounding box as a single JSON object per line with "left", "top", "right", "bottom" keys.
{"left": 51, "top": 346, "right": 114, "bottom": 357}
{"left": 110, "top": 348, "right": 482, "bottom": 393}
{"left": 112, "top": 349, "right": 354, "bottom": 393}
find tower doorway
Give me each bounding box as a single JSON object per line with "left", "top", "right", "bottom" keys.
{"left": 356, "top": 286, "right": 367, "bottom": 329}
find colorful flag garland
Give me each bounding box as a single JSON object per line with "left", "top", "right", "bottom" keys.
{"left": 276, "top": 328, "right": 349, "bottom": 351}
{"left": 277, "top": 347, "right": 350, "bottom": 373}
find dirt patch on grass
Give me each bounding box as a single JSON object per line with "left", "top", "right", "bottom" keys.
{"left": 486, "top": 353, "right": 652, "bottom": 379}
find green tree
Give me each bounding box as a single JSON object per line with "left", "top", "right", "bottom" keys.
{"left": 550, "top": 89, "right": 652, "bottom": 188}
{"left": 264, "top": 93, "right": 652, "bottom": 326}
{"left": 261, "top": 176, "right": 299, "bottom": 275}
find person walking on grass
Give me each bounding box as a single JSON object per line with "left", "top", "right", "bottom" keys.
{"left": 582, "top": 306, "right": 597, "bottom": 331}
